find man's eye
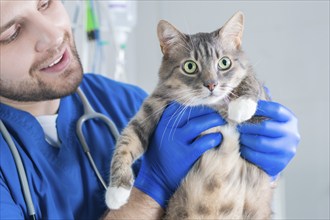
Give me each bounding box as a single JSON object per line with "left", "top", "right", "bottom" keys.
{"left": 38, "top": 0, "right": 51, "bottom": 11}
{"left": 8, "top": 29, "right": 20, "bottom": 42}
{"left": 0, "top": 26, "right": 21, "bottom": 44}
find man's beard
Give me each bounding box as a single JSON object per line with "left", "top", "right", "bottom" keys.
{"left": 0, "top": 32, "right": 84, "bottom": 102}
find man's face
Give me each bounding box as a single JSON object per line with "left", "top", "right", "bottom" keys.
{"left": 0, "top": 0, "right": 83, "bottom": 102}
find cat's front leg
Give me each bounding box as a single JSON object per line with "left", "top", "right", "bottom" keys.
{"left": 105, "top": 127, "right": 142, "bottom": 209}
{"left": 105, "top": 115, "right": 155, "bottom": 210}
{"left": 105, "top": 95, "right": 169, "bottom": 210}
{"left": 227, "top": 97, "right": 257, "bottom": 123}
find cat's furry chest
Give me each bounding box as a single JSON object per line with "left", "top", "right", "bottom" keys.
{"left": 165, "top": 125, "right": 273, "bottom": 219}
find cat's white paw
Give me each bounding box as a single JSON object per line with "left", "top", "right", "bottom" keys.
{"left": 105, "top": 186, "right": 131, "bottom": 210}
{"left": 228, "top": 98, "right": 257, "bottom": 123}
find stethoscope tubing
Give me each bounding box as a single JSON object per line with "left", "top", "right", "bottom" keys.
{"left": 76, "top": 87, "right": 119, "bottom": 190}
{"left": 0, "top": 87, "right": 119, "bottom": 219}
{"left": 0, "top": 120, "right": 36, "bottom": 220}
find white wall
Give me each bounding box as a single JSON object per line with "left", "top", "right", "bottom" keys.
{"left": 65, "top": 1, "right": 329, "bottom": 219}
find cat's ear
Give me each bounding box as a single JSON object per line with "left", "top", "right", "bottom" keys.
{"left": 219, "top": 11, "right": 244, "bottom": 50}
{"left": 157, "top": 20, "right": 184, "bottom": 55}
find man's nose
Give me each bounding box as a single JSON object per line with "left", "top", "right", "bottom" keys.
{"left": 32, "top": 15, "right": 64, "bottom": 53}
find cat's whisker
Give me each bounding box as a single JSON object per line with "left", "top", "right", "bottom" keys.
{"left": 175, "top": 93, "right": 198, "bottom": 103}
{"left": 169, "top": 99, "right": 191, "bottom": 135}
{"left": 155, "top": 97, "right": 191, "bottom": 142}
{"left": 170, "top": 108, "right": 186, "bottom": 141}
{"left": 169, "top": 98, "right": 197, "bottom": 140}
{"left": 165, "top": 95, "right": 195, "bottom": 141}
{"left": 139, "top": 91, "right": 198, "bottom": 126}
{"left": 167, "top": 103, "right": 188, "bottom": 142}
{"left": 252, "top": 58, "right": 263, "bottom": 68}
{"left": 227, "top": 91, "right": 239, "bottom": 99}
{"left": 220, "top": 86, "right": 239, "bottom": 99}
{"left": 139, "top": 102, "right": 167, "bottom": 125}
{"left": 140, "top": 89, "right": 200, "bottom": 128}
{"left": 159, "top": 108, "right": 181, "bottom": 147}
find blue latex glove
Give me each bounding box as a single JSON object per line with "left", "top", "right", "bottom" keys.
{"left": 238, "top": 100, "right": 300, "bottom": 179}
{"left": 134, "top": 102, "right": 225, "bottom": 208}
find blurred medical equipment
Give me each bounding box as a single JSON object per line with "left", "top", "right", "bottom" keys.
{"left": 102, "top": 1, "right": 137, "bottom": 82}
{"left": 84, "top": 0, "right": 104, "bottom": 74}
{"left": 63, "top": 1, "right": 137, "bottom": 82}
{"left": 0, "top": 88, "right": 119, "bottom": 220}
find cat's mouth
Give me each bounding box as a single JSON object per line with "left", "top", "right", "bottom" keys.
{"left": 196, "top": 92, "right": 224, "bottom": 105}
{"left": 206, "top": 90, "right": 222, "bottom": 98}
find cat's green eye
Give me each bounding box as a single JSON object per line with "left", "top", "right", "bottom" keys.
{"left": 183, "top": 60, "right": 198, "bottom": 74}
{"left": 218, "top": 57, "right": 232, "bottom": 70}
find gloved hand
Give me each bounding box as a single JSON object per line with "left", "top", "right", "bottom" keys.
{"left": 238, "top": 100, "right": 300, "bottom": 179}
{"left": 134, "top": 102, "right": 225, "bottom": 208}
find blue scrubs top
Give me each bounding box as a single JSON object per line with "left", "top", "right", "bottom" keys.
{"left": 0, "top": 74, "right": 147, "bottom": 219}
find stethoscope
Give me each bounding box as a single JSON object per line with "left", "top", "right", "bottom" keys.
{"left": 0, "top": 87, "right": 119, "bottom": 220}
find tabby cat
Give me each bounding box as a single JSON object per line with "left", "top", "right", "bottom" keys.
{"left": 105, "top": 11, "right": 274, "bottom": 219}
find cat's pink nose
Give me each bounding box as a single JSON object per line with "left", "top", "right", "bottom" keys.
{"left": 204, "top": 83, "right": 218, "bottom": 92}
